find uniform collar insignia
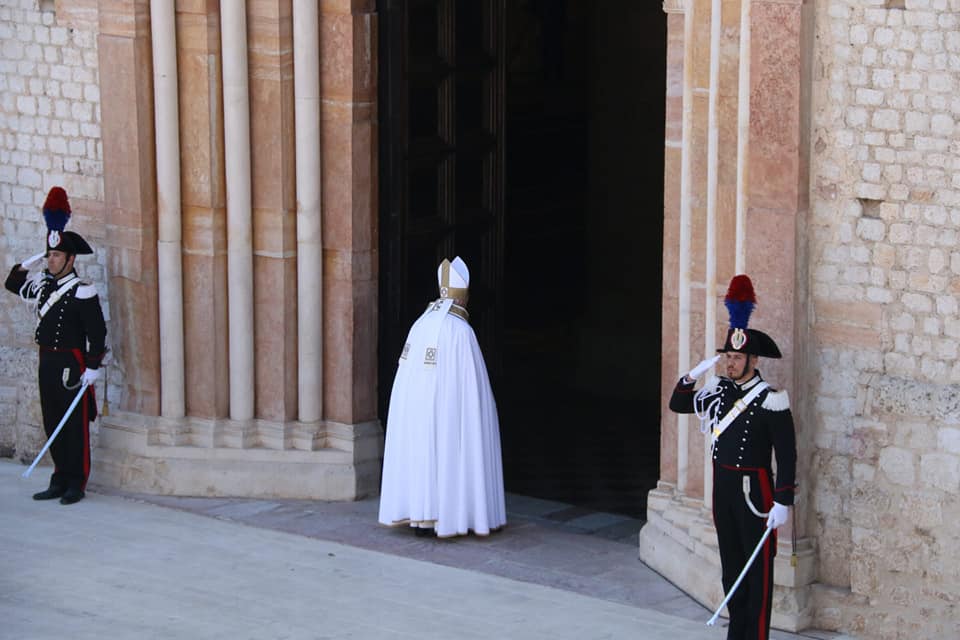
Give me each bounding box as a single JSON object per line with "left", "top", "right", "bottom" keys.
{"left": 56, "top": 271, "right": 78, "bottom": 286}
{"left": 736, "top": 373, "right": 762, "bottom": 391}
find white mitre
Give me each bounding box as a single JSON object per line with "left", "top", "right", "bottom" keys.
{"left": 437, "top": 257, "right": 470, "bottom": 303}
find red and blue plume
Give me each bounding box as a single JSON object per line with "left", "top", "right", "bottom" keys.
{"left": 724, "top": 274, "right": 756, "bottom": 329}
{"left": 43, "top": 186, "right": 71, "bottom": 232}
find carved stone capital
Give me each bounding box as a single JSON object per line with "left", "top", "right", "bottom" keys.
{"left": 663, "top": 0, "right": 684, "bottom": 14}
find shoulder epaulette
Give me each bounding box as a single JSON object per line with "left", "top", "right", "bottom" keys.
{"left": 762, "top": 389, "right": 790, "bottom": 412}
{"left": 75, "top": 282, "right": 98, "bottom": 299}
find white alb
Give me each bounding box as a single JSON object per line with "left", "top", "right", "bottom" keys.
{"left": 377, "top": 258, "right": 506, "bottom": 537}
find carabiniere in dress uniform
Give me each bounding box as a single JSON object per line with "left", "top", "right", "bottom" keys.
{"left": 669, "top": 274, "right": 797, "bottom": 640}
{"left": 5, "top": 186, "right": 107, "bottom": 506}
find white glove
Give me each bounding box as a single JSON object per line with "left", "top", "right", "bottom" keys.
{"left": 21, "top": 251, "right": 47, "bottom": 270}
{"left": 687, "top": 355, "right": 721, "bottom": 381}
{"left": 81, "top": 368, "right": 102, "bottom": 386}
{"left": 766, "top": 502, "right": 789, "bottom": 529}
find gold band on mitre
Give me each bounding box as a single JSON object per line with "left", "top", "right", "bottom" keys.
{"left": 438, "top": 259, "right": 469, "bottom": 305}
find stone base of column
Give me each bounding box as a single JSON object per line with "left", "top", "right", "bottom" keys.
{"left": 638, "top": 482, "right": 817, "bottom": 633}
{"left": 91, "top": 411, "right": 383, "bottom": 500}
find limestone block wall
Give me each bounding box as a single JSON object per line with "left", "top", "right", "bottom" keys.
{"left": 0, "top": 1, "right": 112, "bottom": 462}
{"left": 809, "top": 0, "right": 960, "bottom": 636}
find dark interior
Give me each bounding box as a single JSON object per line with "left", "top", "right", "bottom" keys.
{"left": 378, "top": 0, "right": 667, "bottom": 520}
{"left": 497, "top": 1, "right": 666, "bottom": 517}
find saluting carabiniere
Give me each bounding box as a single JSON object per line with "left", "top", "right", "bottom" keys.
{"left": 5, "top": 186, "right": 107, "bottom": 506}
{"left": 669, "top": 274, "right": 797, "bottom": 640}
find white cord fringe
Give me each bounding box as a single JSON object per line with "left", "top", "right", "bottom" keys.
{"left": 693, "top": 378, "right": 722, "bottom": 435}
{"left": 18, "top": 271, "right": 44, "bottom": 310}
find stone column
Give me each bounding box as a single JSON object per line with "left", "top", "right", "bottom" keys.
{"left": 673, "top": 0, "right": 713, "bottom": 502}
{"left": 222, "top": 1, "right": 256, "bottom": 422}
{"left": 745, "top": 0, "right": 812, "bottom": 397}
{"left": 293, "top": 0, "right": 323, "bottom": 424}
{"left": 151, "top": 0, "right": 186, "bottom": 419}
{"left": 247, "top": 0, "right": 298, "bottom": 422}
{"left": 98, "top": 0, "right": 161, "bottom": 416}
{"left": 179, "top": 1, "right": 229, "bottom": 419}
{"left": 659, "top": 0, "right": 685, "bottom": 493}
{"left": 745, "top": 0, "right": 816, "bottom": 626}
{"left": 675, "top": 0, "right": 695, "bottom": 497}
{"left": 320, "top": 2, "right": 378, "bottom": 432}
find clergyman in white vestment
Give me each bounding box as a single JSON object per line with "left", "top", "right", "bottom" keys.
{"left": 377, "top": 257, "right": 507, "bottom": 538}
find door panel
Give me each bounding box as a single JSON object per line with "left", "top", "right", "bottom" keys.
{"left": 378, "top": 0, "right": 506, "bottom": 417}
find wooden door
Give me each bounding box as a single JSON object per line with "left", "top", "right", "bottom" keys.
{"left": 378, "top": 0, "right": 506, "bottom": 416}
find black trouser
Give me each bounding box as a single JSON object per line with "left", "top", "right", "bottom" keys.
{"left": 38, "top": 349, "right": 94, "bottom": 491}
{"left": 712, "top": 464, "right": 776, "bottom": 640}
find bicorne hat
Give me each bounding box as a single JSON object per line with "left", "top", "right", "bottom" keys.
{"left": 717, "top": 274, "right": 782, "bottom": 358}
{"left": 43, "top": 186, "right": 92, "bottom": 255}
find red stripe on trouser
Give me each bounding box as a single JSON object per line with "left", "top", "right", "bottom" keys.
{"left": 758, "top": 468, "right": 773, "bottom": 640}
{"left": 70, "top": 348, "right": 91, "bottom": 490}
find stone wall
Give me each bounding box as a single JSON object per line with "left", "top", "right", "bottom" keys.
{"left": 809, "top": 0, "right": 960, "bottom": 636}
{"left": 0, "top": 0, "right": 109, "bottom": 462}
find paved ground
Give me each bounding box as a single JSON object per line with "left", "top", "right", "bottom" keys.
{"left": 2, "top": 460, "right": 850, "bottom": 640}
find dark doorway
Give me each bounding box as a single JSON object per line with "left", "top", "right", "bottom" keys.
{"left": 378, "top": 0, "right": 666, "bottom": 520}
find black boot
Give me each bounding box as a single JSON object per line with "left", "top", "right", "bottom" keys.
{"left": 414, "top": 526, "right": 436, "bottom": 538}
{"left": 32, "top": 485, "right": 65, "bottom": 500}
{"left": 59, "top": 487, "right": 85, "bottom": 505}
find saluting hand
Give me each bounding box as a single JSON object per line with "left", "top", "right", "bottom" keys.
{"left": 686, "top": 355, "right": 721, "bottom": 382}
{"left": 20, "top": 252, "right": 47, "bottom": 270}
